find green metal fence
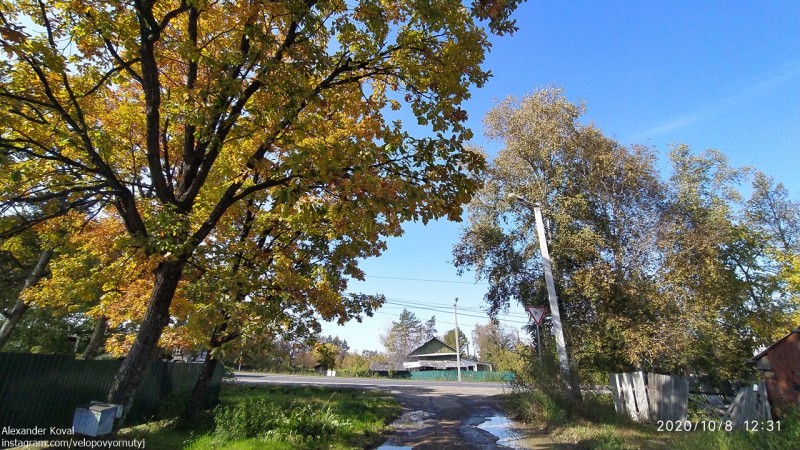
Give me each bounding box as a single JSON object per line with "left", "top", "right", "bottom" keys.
{"left": 408, "top": 370, "right": 515, "bottom": 382}
{"left": 0, "top": 353, "right": 223, "bottom": 430}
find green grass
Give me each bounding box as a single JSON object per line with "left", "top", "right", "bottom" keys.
{"left": 503, "top": 390, "right": 800, "bottom": 449}
{"left": 119, "top": 383, "right": 401, "bottom": 449}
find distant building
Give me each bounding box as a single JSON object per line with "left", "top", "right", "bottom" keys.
{"left": 403, "top": 337, "right": 493, "bottom": 372}
{"left": 748, "top": 328, "right": 800, "bottom": 417}
{"left": 368, "top": 361, "right": 409, "bottom": 377}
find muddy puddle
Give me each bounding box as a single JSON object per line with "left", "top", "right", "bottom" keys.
{"left": 476, "top": 414, "right": 524, "bottom": 449}
{"left": 378, "top": 409, "right": 525, "bottom": 449}
{"left": 377, "top": 410, "right": 433, "bottom": 449}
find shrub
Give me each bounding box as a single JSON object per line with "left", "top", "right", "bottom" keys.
{"left": 156, "top": 391, "right": 191, "bottom": 422}
{"left": 507, "top": 386, "right": 569, "bottom": 426}
{"left": 506, "top": 347, "right": 581, "bottom": 427}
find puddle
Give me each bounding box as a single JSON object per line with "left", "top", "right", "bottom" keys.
{"left": 391, "top": 409, "right": 433, "bottom": 428}
{"left": 376, "top": 410, "right": 432, "bottom": 449}
{"left": 477, "top": 415, "right": 524, "bottom": 449}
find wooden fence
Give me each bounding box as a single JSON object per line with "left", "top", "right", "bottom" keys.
{"left": 609, "top": 372, "right": 773, "bottom": 429}
{"left": 0, "top": 352, "right": 224, "bottom": 431}
{"left": 609, "top": 372, "right": 688, "bottom": 422}
{"left": 409, "top": 370, "right": 515, "bottom": 382}
{"left": 729, "top": 381, "right": 771, "bottom": 425}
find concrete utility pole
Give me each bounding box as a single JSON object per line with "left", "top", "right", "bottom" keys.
{"left": 454, "top": 297, "right": 462, "bottom": 382}
{"left": 509, "top": 194, "right": 576, "bottom": 401}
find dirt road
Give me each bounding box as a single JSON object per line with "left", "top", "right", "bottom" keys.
{"left": 377, "top": 383, "right": 518, "bottom": 449}
{"left": 235, "top": 373, "right": 556, "bottom": 449}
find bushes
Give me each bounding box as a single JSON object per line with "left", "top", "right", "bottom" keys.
{"left": 505, "top": 347, "right": 584, "bottom": 427}
{"left": 506, "top": 385, "right": 570, "bottom": 426}
{"left": 156, "top": 391, "right": 192, "bottom": 421}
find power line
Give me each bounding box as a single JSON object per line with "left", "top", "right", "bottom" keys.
{"left": 382, "top": 296, "right": 523, "bottom": 315}
{"left": 382, "top": 297, "right": 529, "bottom": 319}
{"left": 364, "top": 275, "right": 488, "bottom": 285}
{"left": 382, "top": 299, "right": 530, "bottom": 325}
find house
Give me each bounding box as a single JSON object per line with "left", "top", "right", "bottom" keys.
{"left": 403, "top": 337, "right": 493, "bottom": 372}
{"left": 747, "top": 328, "right": 800, "bottom": 417}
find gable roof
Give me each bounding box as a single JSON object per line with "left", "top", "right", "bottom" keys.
{"left": 747, "top": 328, "right": 800, "bottom": 365}
{"left": 408, "top": 337, "right": 457, "bottom": 357}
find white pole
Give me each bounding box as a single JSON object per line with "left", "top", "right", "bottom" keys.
{"left": 454, "top": 297, "right": 462, "bottom": 382}
{"left": 532, "top": 202, "right": 575, "bottom": 399}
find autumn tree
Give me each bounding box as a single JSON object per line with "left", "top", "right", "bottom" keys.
{"left": 0, "top": 0, "right": 521, "bottom": 419}
{"left": 0, "top": 227, "right": 52, "bottom": 350}
{"left": 454, "top": 88, "right": 664, "bottom": 382}
{"left": 651, "top": 148, "right": 798, "bottom": 380}
{"left": 0, "top": 213, "right": 103, "bottom": 353}
{"left": 472, "top": 320, "right": 516, "bottom": 368}
{"left": 454, "top": 87, "right": 799, "bottom": 381}
{"left": 745, "top": 171, "right": 800, "bottom": 326}
{"left": 338, "top": 351, "right": 370, "bottom": 377}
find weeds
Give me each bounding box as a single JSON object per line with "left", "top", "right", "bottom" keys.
{"left": 672, "top": 408, "right": 800, "bottom": 450}
{"left": 214, "top": 399, "right": 351, "bottom": 442}
{"left": 120, "top": 384, "right": 399, "bottom": 449}
{"left": 504, "top": 353, "right": 800, "bottom": 450}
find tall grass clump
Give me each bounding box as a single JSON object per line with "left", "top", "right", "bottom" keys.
{"left": 214, "top": 398, "right": 352, "bottom": 443}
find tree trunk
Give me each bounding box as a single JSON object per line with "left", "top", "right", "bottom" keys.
{"left": 107, "top": 259, "right": 185, "bottom": 424}
{"left": 0, "top": 249, "right": 54, "bottom": 351}
{"left": 80, "top": 316, "right": 108, "bottom": 360}
{"left": 568, "top": 362, "right": 584, "bottom": 412}
{"left": 182, "top": 318, "right": 240, "bottom": 421}
{"left": 182, "top": 356, "right": 219, "bottom": 422}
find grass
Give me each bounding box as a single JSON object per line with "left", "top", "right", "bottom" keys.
{"left": 118, "top": 383, "right": 401, "bottom": 449}
{"left": 503, "top": 390, "right": 800, "bottom": 449}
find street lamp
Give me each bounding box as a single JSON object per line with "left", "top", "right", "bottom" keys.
{"left": 508, "top": 193, "right": 577, "bottom": 401}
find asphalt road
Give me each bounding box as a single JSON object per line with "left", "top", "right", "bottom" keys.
{"left": 233, "top": 372, "right": 556, "bottom": 449}
{"left": 234, "top": 372, "right": 507, "bottom": 390}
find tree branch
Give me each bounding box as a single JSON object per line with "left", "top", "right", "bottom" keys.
{"left": 134, "top": 0, "right": 175, "bottom": 205}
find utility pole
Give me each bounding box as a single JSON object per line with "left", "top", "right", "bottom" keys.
{"left": 454, "top": 297, "right": 462, "bottom": 382}
{"left": 509, "top": 194, "right": 577, "bottom": 402}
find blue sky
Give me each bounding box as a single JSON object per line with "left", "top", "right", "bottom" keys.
{"left": 322, "top": 1, "right": 800, "bottom": 352}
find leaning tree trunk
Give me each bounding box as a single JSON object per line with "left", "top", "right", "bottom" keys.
{"left": 182, "top": 320, "right": 239, "bottom": 422}
{"left": 80, "top": 316, "right": 108, "bottom": 360}
{"left": 0, "top": 249, "right": 54, "bottom": 351}
{"left": 108, "top": 259, "right": 185, "bottom": 424}
{"left": 182, "top": 356, "right": 220, "bottom": 422}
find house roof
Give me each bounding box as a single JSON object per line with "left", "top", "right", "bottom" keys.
{"left": 369, "top": 362, "right": 406, "bottom": 372}
{"left": 408, "top": 337, "right": 457, "bottom": 357}
{"left": 747, "top": 328, "right": 800, "bottom": 365}
{"left": 404, "top": 358, "right": 490, "bottom": 368}
{"left": 404, "top": 359, "right": 476, "bottom": 370}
